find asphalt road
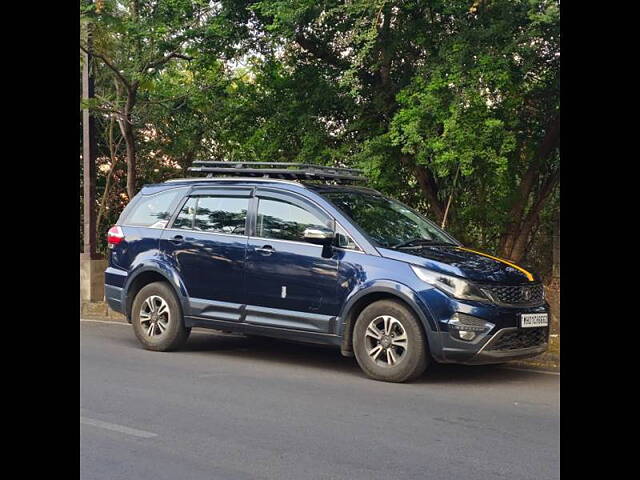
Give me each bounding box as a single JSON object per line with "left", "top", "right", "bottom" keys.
{"left": 80, "top": 320, "right": 559, "bottom": 480}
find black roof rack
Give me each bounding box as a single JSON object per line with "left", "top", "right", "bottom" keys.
{"left": 187, "top": 161, "right": 366, "bottom": 183}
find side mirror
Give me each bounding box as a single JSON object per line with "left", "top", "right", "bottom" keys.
{"left": 303, "top": 227, "right": 335, "bottom": 246}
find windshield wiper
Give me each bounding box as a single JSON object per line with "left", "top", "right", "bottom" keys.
{"left": 392, "top": 238, "right": 455, "bottom": 249}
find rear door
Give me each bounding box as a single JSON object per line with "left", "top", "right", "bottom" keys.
{"left": 160, "top": 187, "right": 251, "bottom": 320}
{"left": 110, "top": 187, "right": 188, "bottom": 271}
{"left": 106, "top": 187, "right": 187, "bottom": 308}
{"left": 244, "top": 189, "right": 340, "bottom": 333}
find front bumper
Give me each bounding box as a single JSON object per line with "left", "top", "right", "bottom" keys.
{"left": 435, "top": 326, "right": 549, "bottom": 364}
{"left": 415, "top": 286, "right": 550, "bottom": 365}
{"left": 457, "top": 327, "right": 548, "bottom": 364}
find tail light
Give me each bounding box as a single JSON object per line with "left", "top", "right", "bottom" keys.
{"left": 107, "top": 226, "right": 125, "bottom": 246}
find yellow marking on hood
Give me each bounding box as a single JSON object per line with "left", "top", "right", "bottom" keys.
{"left": 456, "top": 247, "right": 534, "bottom": 282}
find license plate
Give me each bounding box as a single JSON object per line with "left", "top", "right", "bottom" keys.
{"left": 520, "top": 313, "right": 548, "bottom": 328}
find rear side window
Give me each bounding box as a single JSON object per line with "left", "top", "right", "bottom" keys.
{"left": 124, "top": 189, "right": 184, "bottom": 228}
{"left": 172, "top": 196, "right": 248, "bottom": 235}
{"left": 257, "top": 198, "right": 331, "bottom": 242}
{"left": 173, "top": 198, "right": 197, "bottom": 230}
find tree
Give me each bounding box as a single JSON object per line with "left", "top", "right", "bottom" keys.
{"left": 228, "top": 0, "right": 560, "bottom": 263}
{"left": 80, "top": 0, "right": 560, "bottom": 271}
{"left": 80, "top": 0, "right": 218, "bottom": 199}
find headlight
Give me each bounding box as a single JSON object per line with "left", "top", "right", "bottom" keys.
{"left": 411, "top": 265, "right": 490, "bottom": 303}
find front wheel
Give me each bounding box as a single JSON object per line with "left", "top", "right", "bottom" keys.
{"left": 353, "top": 300, "right": 429, "bottom": 383}
{"left": 131, "top": 282, "right": 191, "bottom": 351}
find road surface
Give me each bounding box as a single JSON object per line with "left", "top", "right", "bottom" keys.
{"left": 80, "top": 320, "right": 559, "bottom": 480}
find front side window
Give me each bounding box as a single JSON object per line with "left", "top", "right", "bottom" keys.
{"left": 257, "top": 198, "right": 331, "bottom": 242}
{"left": 322, "top": 191, "right": 457, "bottom": 249}
{"left": 172, "top": 196, "right": 248, "bottom": 235}
{"left": 125, "top": 189, "right": 183, "bottom": 228}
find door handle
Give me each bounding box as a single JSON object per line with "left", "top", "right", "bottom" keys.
{"left": 170, "top": 235, "right": 184, "bottom": 245}
{"left": 255, "top": 245, "right": 274, "bottom": 255}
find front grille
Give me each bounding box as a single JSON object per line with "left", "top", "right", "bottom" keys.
{"left": 486, "top": 328, "right": 548, "bottom": 351}
{"left": 481, "top": 283, "right": 544, "bottom": 306}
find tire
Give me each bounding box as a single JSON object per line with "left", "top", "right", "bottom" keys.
{"left": 131, "top": 281, "right": 191, "bottom": 352}
{"left": 353, "top": 299, "right": 429, "bottom": 383}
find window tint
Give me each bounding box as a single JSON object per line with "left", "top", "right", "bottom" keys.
{"left": 125, "top": 189, "right": 183, "bottom": 228}
{"left": 173, "top": 196, "right": 248, "bottom": 234}
{"left": 322, "top": 191, "right": 456, "bottom": 248}
{"left": 194, "top": 197, "right": 248, "bottom": 234}
{"left": 173, "top": 198, "right": 197, "bottom": 230}
{"left": 336, "top": 224, "right": 359, "bottom": 250}
{"left": 257, "top": 198, "right": 331, "bottom": 242}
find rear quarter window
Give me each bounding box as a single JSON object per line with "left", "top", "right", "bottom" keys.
{"left": 122, "top": 188, "right": 185, "bottom": 228}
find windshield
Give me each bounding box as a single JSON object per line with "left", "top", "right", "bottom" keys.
{"left": 322, "top": 191, "right": 458, "bottom": 249}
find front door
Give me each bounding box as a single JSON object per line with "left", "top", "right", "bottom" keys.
{"left": 245, "top": 190, "right": 339, "bottom": 333}
{"left": 160, "top": 188, "right": 251, "bottom": 320}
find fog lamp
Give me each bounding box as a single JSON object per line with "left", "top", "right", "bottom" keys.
{"left": 458, "top": 330, "right": 477, "bottom": 341}
{"left": 448, "top": 313, "right": 494, "bottom": 342}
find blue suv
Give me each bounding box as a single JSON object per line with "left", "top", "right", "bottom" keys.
{"left": 105, "top": 162, "right": 549, "bottom": 383}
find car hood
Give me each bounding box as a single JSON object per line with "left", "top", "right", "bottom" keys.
{"left": 378, "top": 245, "right": 539, "bottom": 284}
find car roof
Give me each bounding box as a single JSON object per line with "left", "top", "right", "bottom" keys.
{"left": 162, "top": 177, "right": 301, "bottom": 187}
{"left": 147, "top": 177, "right": 381, "bottom": 195}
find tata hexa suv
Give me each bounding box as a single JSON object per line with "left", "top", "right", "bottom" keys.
{"left": 105, "top": 162, "right": 549, "bottom": 382}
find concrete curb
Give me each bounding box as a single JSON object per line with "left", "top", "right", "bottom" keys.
{"left": 507, "top": 357, "right": 559, "bottom": 373}
{"left": 81, "top": 300, "right": 127, "bottom": 322}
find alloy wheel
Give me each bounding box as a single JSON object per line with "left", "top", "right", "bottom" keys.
{"left": 139, "top": 295, "right": 170, "bottom": 338}
{"left": 364, "top": 315, "right": 409, "bottom": 367}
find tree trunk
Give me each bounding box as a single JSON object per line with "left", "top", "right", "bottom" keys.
{"left": 414, "top": 164, "right": 445, "bottom": 225}
{"left": 502, "top": 167, "right": 559, "bottom": 262}
{"left": 124, "top": 125, "right": 136, "bottom": 200}
{"left": 552, "top": 212, "right": 560, "bottom": 280}
{"left": 499, "top": 115, "right": 560, "bottom": 260}
{"left": 509, "top": 213, "right": 539, "bottom": 263}
{"left": 498, "top": 163, "right": 538, "bottom": 255}
{"left": 97, "top": 117, "right": 121, "bottom": 230}
{"left": 398, "top": 154, "right": 445, "bottom": 224}
{"left": 118, "top": 85, "right": 138, "bottom": 200}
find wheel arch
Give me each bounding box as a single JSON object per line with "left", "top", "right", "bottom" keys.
{"left": 123, "top": 266, "right": 187, "bottom": 323}
{"left": 338, "top": 282, "right": 439, "bottom": 357}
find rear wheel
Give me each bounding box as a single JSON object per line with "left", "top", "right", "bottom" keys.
{"left": 131, "top": 282, "right": 190, "bottom": 351}
{"left": 353, "top": 300, "right": 429, "bottom": 383}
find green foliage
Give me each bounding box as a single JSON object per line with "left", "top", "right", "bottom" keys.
{"left": 81, "top": 0, "right": 559, "bottom": 276}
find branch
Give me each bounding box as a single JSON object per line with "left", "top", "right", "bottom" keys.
{"left": 88, "top": 106, "right": 123, "bottom": 117}
{"left": 520, "top": 168, "right": 560, "bottom": 238}
{"left": 144, "top": 51, "right": 193, "bottom": 72}
{"left": 508, "top": 167, "right": 560, "bottom": 261}
{"left": 504, "top": 114, "right": 560, "bottom": 226}
{"left": 400, "top": 155, "right": 445, "bottom": 223}
{"left": 533, "top": 115, "right": 560, "bottom": 164}
{"left": 97, "top": 116, "right": 124, "bottom": 230}
{"left": 294, "top": 31, "right": 349, "bottom": 69}
{"left": 140, "top": 5, "right": 212, "bottom": 73}
{"left": 377, "top": 4, "right": 394, "bottom": 91}
{"left": 80, "top": 43, "right": 131, "bottom": 90}
{"left": 140, "top": 94, "right": 189, "bottom": 107}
